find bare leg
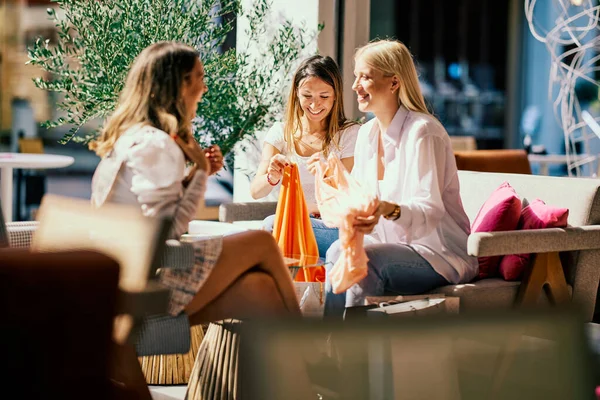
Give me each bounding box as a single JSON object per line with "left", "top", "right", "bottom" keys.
{"left": 184, "top": 230, "right": 300, "bottom": 317}
{"left": 188, "top": 271, "right": 291, "bottom": 325}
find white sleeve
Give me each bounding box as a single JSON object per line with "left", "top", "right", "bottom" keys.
{"left": 127, "top": 135, "right": 204, "bottom": 238}
{"left": 263, "top": 122, "right": 286, "bottom": 151}
{"left": 338, "top": 124, "right": 360, "bottom": 159}
{"left": 395, "top": 134, "right": 448, "bottom": 241}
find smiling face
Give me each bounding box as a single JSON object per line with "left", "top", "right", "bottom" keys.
{"left": 352, "top": 57, "right": 398, "bottom": 115}
{"left": 297, "top": 76, "right": 335, "bottom": 125}
{"left": 181, "top": 58, "right": 208, "bottom": 121}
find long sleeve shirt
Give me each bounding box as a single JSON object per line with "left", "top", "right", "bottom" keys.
{"left": 352, "top": 106, "right": 478, "bottom": 284}
{"left": 91, "top": 124, "right": 206, "bottom": 239}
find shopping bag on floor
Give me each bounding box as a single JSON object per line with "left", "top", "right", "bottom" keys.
{"left": 272, "top": 164, "right": 323, "bottom": 282}
{"left": 365, "top": 294, "right": 462, "bottom": 399}
{"left": 315, "top": 154, "right": 378, "bottom": 294}
{"left": 365, "top": 294, "right": 460, "bottom": 317}
{"left": 294, "top": 281, "right": 325, "bottom": 318}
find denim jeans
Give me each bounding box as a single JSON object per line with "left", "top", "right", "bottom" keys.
{"left": 262, "top": 214, "right": 339, "bottom": 259}
{"left": 324, "top": 240, "right": 449, "bottom": 318}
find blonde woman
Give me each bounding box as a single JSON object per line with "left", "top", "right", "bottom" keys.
{"left": 250, "top": 55, "right": 360, "bottom": 257}
{"left": 324, "top": 40, "right": 478, "bottom": 317}
{"left": 91, "top": 42, "right": 300, "bottom": 327}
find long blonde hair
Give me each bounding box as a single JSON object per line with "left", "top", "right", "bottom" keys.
{"left": 355, "top": 40, "right": 430, "bottom": 115}
{"left": 283, "top": 55, "right": 356, "bottom": 156}
{"left": 90, "top": 41, "right": 200, "bottom": 157}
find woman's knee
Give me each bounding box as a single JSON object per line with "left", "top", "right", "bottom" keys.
{"left": 236, "top": 229, "right": 277, "bottom": 249}
{"left": 223, "top": 228, "right": 275, "bottom": 249}
{"left": 325, "top": 240, "right": 342, "bottom": 266}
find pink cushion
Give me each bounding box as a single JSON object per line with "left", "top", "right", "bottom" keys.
{"left": 471, "top": 182, "right": 522, "bottom": 279}
{"left": 499, "top": 199, "right": 569, "bottom": 281}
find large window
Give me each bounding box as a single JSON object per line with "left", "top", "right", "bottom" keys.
{"left": 370, "top": 0, "right": 510, "bottom": 149}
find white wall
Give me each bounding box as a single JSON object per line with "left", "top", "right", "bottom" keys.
{"left": 233, "top": 0, "right": 327, "bottom": 202}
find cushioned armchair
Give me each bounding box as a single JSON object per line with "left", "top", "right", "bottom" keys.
{"left": 0, "top": 249, "right": 120, "bottom": 399}
{"left": 454, "top": 149, "right": 532, "bottom": 174}
{"left": 8, "top": 203, "right": 200, "bottom": 355}
{"left": 1, "top": 198, "right": 200, "bottom": 398}
{"left": 430, "top": 171, "right": 600, "bottom": 320}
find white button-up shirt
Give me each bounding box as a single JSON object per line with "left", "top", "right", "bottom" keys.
{"left": 352, "top": 106, "right": 478, "bottom": 284}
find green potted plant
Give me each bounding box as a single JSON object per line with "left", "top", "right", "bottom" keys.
{"left": 27, "top": 0, "right": 320, "bottom": 156}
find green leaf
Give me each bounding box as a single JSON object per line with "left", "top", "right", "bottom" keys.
{"left": 28, "top": 0, "right": 319, "bottom": 154}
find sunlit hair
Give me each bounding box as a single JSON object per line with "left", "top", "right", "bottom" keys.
{"left": 355, "top": 39, "right": 430, "bottom": 115}
{"left": 90, "top": 41, "right": 200, "bottom": 157}
{"left": 283, "top": 55, "right": 356, "bottom": 156}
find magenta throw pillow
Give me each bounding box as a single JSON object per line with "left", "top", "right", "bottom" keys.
{"left": 499, "top": 199, "right": 569, "bottom": 281}
{"left": 471, "top": 182, "right": 522, "bottom": 279}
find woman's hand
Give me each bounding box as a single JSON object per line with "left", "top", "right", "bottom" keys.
{"left": 267, "top": 154, "right": 289, "bottom": 183}
{"left": 353, "top": 214, "right": 380, "bottom": 234}
{"left": 306, "top": 152, "right": 324, "bottom": 176}
{"left": 205, "top": 144, "right": 223, "bottom": 175}
{"left": 307, "top": 202, "right": 320, "bottom": 217}
{"left": 352, "top": 201, "right": 395, "bottom": 234}
{"left": 172, "top": 134, "right": 210, "bottom": 174}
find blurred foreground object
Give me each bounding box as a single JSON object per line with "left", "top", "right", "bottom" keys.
{"left": 240, "top": 310, "right": 594, "bottom": 400}
{"left": 0, "top": 249, "right": 120, "bottom": 399}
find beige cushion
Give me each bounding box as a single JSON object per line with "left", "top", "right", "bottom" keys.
{"left": 458, "top": 171, "right": 600, "bottom": 227}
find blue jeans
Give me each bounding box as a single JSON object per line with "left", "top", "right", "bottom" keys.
{"left": 324, "top": 240, "right": 449, "bottom": 318}
{"left": 262, "top": 214, "right": 339, "bottom": 259}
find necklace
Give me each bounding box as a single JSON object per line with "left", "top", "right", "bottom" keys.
{"left": 299, "top": 138, "right": 322, "bottom": 149}
{"left": 299, "top": 130, "right": 325, "bottom": 145}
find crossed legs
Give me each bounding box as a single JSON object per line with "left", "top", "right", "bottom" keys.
{"left": 185, "top": 230, "right": 300, "bottom": 325}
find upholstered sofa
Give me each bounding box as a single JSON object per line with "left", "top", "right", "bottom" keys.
{"left": 220, "top": 170, "right": 600, "bottom": 321}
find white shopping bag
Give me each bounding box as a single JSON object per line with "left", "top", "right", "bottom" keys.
{"left": 294, "top": 282, "right": 325, "bottom": 318}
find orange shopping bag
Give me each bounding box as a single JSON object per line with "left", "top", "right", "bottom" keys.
{"left": 272, "top": 164, "right": 324, "bottom": 282}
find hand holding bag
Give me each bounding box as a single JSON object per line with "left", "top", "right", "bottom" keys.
{"left": 315, "top": 154, "right": 378, "bottom": 294}
{"left": 272, "top": 163, "right": 323, "bottom": 282}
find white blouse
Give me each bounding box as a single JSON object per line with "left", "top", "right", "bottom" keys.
{"left": 352, "top": 106, "right": 478, "bottom": 284}
{"left": 264, "top": 122, "right": 359, "bottom": 204}
{"left": 91, "top": 124, "right": 207, "bottom": 239}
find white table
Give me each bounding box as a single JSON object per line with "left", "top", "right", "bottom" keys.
{"left": 0, "top": 153, "right": 75, "bottom": 222}
{"left": 186, "top": 220, "right": 256, "bottom": 238}
{"left": 527, "top": 153, "right": 594, "bottom": 176}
